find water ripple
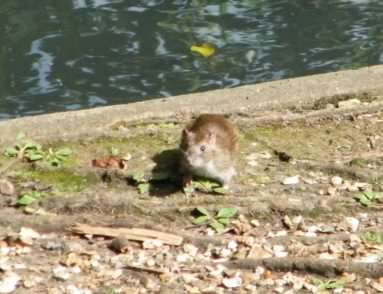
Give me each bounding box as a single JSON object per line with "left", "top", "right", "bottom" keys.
{"left": 0, "top": 0, "right": 382, "bottom": 119}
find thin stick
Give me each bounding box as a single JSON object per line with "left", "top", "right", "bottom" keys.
{"left": 124, "top": 264, "right": 166, "bottom": 275}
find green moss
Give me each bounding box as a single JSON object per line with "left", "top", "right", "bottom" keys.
{"left": 16, "top": 169, "right": 96, "bottom": 192}
{"left": 349, "top": 158, "right": 369, "bottom": 167}
{"left": 83, "top": 133, "right": 177, "bottom": 156}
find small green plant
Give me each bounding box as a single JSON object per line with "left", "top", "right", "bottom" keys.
{"left": 4, "top": 140, "right": 72, "bottom": 167}
{"left": 354, "top": 191, "right": 383, "bottom": 207}
{"left": 349, "top": 158, "right": 369, "bottom": 167}
{"left": 17, "top": 191, "right": 43, "bottom": 206}
{"left": 4, "top": 141, "right": 44, "bottom": 161}
{"left": 311, "top": 277, "right": 346, "bottom": 291}
{"left": 45, "top": 148, "right": 72, "bottom": 167}
{"left": 192, "top": 207, "right": 238, "bottom": 233}
{"left": 109, "top": 147, "right": 119, "bottom": 156}
{"left": 131, "top": 172, "right": 151, "bottom": 194}
{"left": 362, "top": 231, "right": 383, "bottom": 244}
{"left": 183, "top": 179, "right": 229, "bottom": 195}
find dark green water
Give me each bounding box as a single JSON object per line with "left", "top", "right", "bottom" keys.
{"left": 1, "top": 0, "right": 383, "bottom": 119}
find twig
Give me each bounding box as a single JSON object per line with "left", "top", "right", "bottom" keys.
{"left": 124, "top": 264, "right": 166, "bottom": 275}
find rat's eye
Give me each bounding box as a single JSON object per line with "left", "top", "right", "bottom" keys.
{"left": 200, "top": 145, "right": 206, "bottom": 152}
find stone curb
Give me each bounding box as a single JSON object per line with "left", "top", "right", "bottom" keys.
{"left": 1, "top": 65, "right": 383, "bottom": 144}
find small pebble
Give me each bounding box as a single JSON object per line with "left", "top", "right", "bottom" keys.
{"left": 282, "top": 176, "right": 300, "bottom": 185}
{"left": 66, "top": 284, "right": 92, "bottom": 294}
{"left": 302, "top": 178, "right": 316, "bottom": 185}
{"left": 19, "top": 227, "right": 40, "bottom": 246}
{"left": 220, "top": 248, "right": 232, "bottom": 258}
{"left": 0, "top": 180, "right": 15, "bottom": 196}
{"left": 40, "top": 239, "right": 67, "bottom": 251}
{"left": 102, "top": 269, "right": 122, "bottom": 280}
{"left": 273, "top": 245, "right": 288, "bottom": 258}
{"left": 345, "top": 217, "right": 360, "bottom": 232}
{"left": 327, "top": 186, "right": 337, "bottom": 196}
{"left": 370, "top": 281, "right": 383, "bottom": 292}
{"left": 282, "top": 216, "right": 293, "bottom": 229}
{"left": 247, "top": 160, "right": 258, "bottom": 167}
{"left": 142, "top": 239, "right": 163, "bottom": 249}
{"left": 23, "top": 275, "right": 43, "bottom": 288}
{"left": 250, "top": 219, "right": 260, "bottom": 227}
{"left": 176, "top": 253, "right": 192, "bottom": 263}
{"left": 337, "top": 98, "right": 361, "bottom": 108}
{"left": 146, "top": 259, "right": 155, "bottom": 267}
{"left": 183, "top": 243, "right": 198, "bottom": 256}
{"left": 53, "top": 266, "right": 71, "bottom": 281}
{"left": 182, "top": 273, "right": 198, "bottom": 284}
{"left": 227, "top": 240, "right": 238, "bottom": 251}
{"left": 222, "top": 275, "right": 242, "bottom": 289}
{"left": 0, "top": 272, "right": 20, "bottom": 294}
{"left": 331, "top": 176, "right": 343, "bottom": 186}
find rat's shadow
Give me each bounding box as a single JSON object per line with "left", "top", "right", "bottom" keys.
{"left": 147, "top": 148, "right": 183, "bottom": 197}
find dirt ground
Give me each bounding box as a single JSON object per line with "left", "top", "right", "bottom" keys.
{"left": 1, "top": 94, "right": 383, "bottom": 293}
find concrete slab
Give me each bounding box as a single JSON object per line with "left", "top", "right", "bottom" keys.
{"left": 1, "top": 65, "right": 383, "bottom": 144}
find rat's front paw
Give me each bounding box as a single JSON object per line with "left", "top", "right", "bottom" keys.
{"left": 182, "top": 174, "right": 193, "bottom": 187}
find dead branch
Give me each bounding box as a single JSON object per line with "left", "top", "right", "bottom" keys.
{"left": 223, "top": 257, "right": 383, "bottom": 278}
{"left": 268, "top": 233, "right": 352, "bottom": 246}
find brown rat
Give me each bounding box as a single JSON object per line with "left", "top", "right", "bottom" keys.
{"left": 180, "top": 114, "right": 238, "bottom": 187}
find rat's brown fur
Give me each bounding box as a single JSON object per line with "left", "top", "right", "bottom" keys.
{"left": 180, "top": 114, "right": 238, "bottom": 186}
{"left": 181, "top": 114, "right": 238, "bottom": 153}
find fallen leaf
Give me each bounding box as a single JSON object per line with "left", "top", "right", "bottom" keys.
{"left": 190, "top": 43, "right": 216, "bottom": 57}
{"left": 91, "top": 156, "right": 125, "bottom": 169}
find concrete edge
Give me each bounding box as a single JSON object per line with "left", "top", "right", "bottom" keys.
{"left": 1, "top": 65, "right": 383, "bottom": 144}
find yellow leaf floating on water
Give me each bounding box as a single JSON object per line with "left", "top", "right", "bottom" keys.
{"left": 190, "top": 43, "right": 216, "bottom": 58}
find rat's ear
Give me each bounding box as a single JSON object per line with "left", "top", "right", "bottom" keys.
{"left": 183, "top": 129, "right": 194, "bottom": 140}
